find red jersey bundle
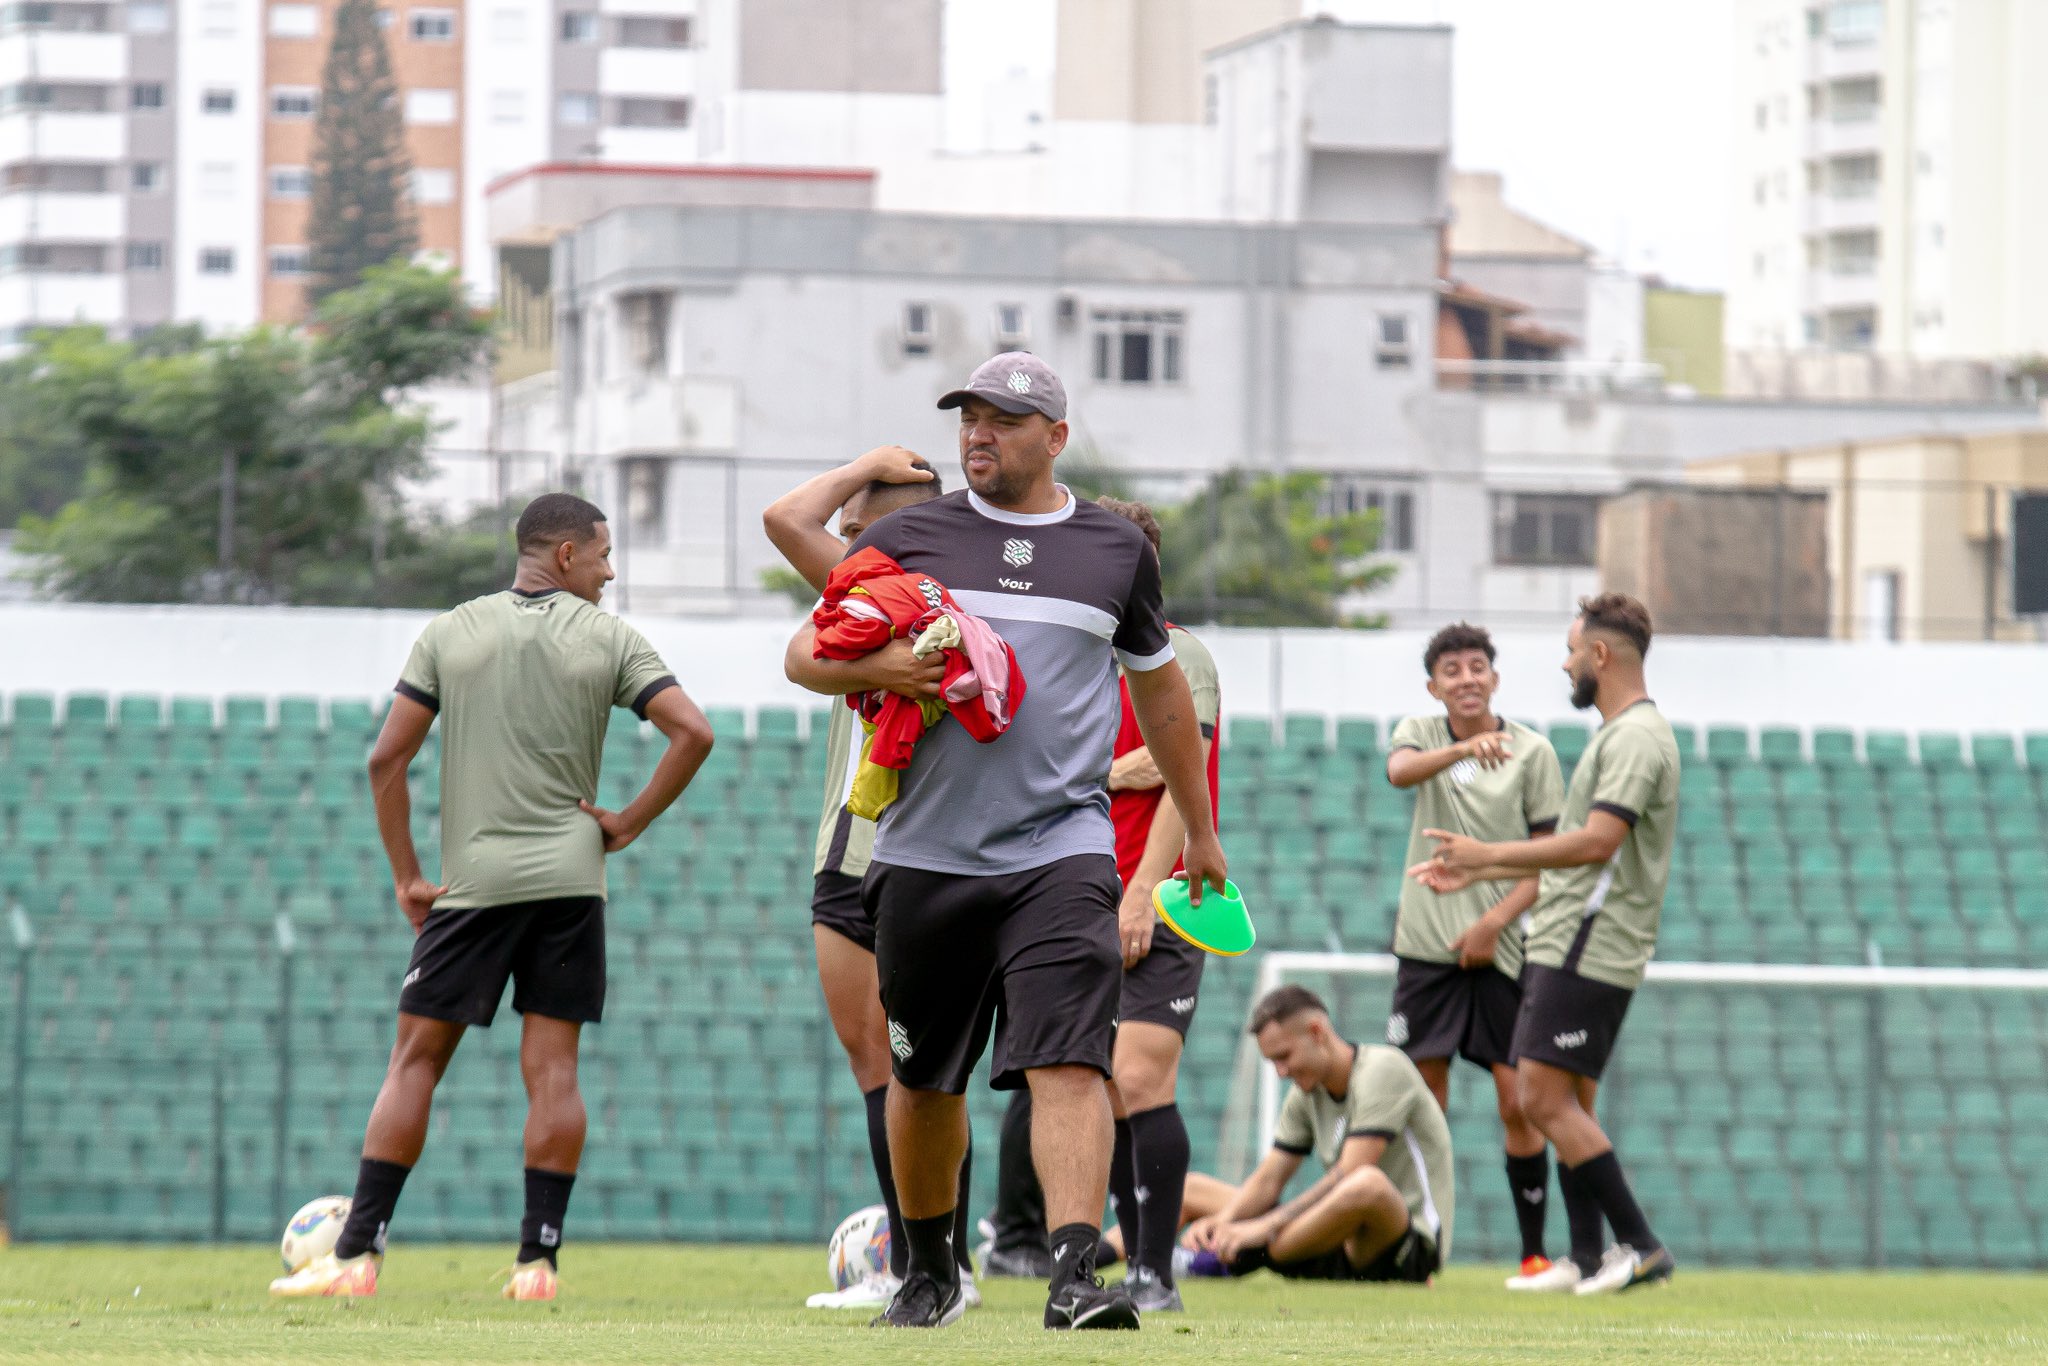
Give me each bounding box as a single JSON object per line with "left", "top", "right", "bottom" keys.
{"left": 812, "top": 547, "right": 1025, "bottom": 818}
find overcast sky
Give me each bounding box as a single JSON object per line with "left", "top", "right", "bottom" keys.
{"left": 945, "top": 0, "right": 1733, "bottom": 290}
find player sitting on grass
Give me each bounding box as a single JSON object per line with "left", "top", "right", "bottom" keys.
{"left": 1385, "top": 622, "right": 1564, "bottom": 1289}
{"left": 271, "top": 494, "right": 715, "bottom": 1302}
{"left": 761, "top": 445, "right": 980, "bottom": 1311}
{"left": 1177, "top": 985, "right": 1453, "bottom": 1284}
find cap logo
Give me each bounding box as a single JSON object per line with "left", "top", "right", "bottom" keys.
{"left": 1007, "top": 370, "right": 1032, "bottom": 395}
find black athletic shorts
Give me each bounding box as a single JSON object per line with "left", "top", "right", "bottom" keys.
{"left": 1119, "top": 922, "right": 1206, "bottom": 1037}
{"left": 1387, "top": 957, "right": 1522, "bottom": 1070}
{"left": 1509, "top": 962, "right": 1635, "bottom": 1079}
{"left": 810, "top": 870, "right": 876, "bottom": 954}
{"left": 865, "top": 853, "right": 1122, "bottom": 1094}
{"left": 1259, "top": 1220, "right": 1439, "bottom": 1284}
{"left": 397, "top": 896, "right": 606, "bottom": 1027}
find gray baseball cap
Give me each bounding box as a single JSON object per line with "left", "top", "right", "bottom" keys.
{"left": 936, "top": 351, "right": 1068, "bottom": 423}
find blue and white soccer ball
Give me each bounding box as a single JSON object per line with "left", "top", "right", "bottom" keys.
{"left": 280, "top": 1195, "right": 353, "bottom": 1272}
{"left": 826, "top": 1204, "right": 891, "bottom": 1291}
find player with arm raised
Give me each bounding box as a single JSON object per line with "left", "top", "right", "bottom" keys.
{"left": 1384, "top": 623, "right": 1564, "bottom": 1289}
{"left": 761, "top": 446, "right": 981, "bottom": 1310}
{"left": 1412, "top": 593, "right": 1680, "bottom": 1295}
{"left": 1180, "top": 986, "right": 1451, "bottom": 1284}
{"left": 783, "top": 353, "right": 1225, "bottom": 1331}
{"left": 270, "top": 494, "right": 714, "bottom": 1302}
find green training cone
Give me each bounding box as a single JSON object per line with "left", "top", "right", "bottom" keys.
{"left": 1152, "top": 877, "right": 1256, "bottom": 957}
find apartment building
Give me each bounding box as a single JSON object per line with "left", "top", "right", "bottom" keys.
{"left": 1729, "top": 0, "right": 2048, "bottom": 361}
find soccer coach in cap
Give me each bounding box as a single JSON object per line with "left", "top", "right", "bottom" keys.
{"left": 784, "top": 353, "right": 1227, "bottom": 1330}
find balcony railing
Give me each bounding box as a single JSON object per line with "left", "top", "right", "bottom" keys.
{"left": 1437, "top": 358, "right": 1667, "bottom": 395}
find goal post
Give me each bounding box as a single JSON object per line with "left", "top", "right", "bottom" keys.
{"left": 1218, "top": 951, "right": 2048, "bottom": 1270}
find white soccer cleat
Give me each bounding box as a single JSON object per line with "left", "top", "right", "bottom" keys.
{"left": 1574, "top": 1243, "right": 1675, "bottom": 1295}
{"left": 807, "top": 1273, "right": 902, "bottom": 1309}
{"left": 1505, "top": 1255, "right": 1582, "bottom": 1292}
{"left": 961, "top": 1274, "right": 983, "bottom": 1310}
{"left": 269, "top": 1250, "right": 379, "bottom": 1298}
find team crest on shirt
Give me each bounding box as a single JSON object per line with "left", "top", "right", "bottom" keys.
{"left": 916, "top": 578, "right": 945, "bottom": 611}
{"left": 1448, "top": 756, "right": 1480, "bottom": 786}
{"left": 1387, "top": 1011, "right": 1410, "bottom": 1046}
{"left": 1002, "top": 538, "right": 1035, "bottom": 567}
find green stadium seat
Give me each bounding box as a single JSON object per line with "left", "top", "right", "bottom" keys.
{"left": 1668, "top": 721, "right": 1698, "bottom": 757}
{"left": 1758, "top": 727, "right": 1803, "bottom": 765}
{"left": 1864, "top": 731, "right": 1911, "bottom": 769}
{"left": 1705, "top": 725, "right": 1751, "bottom": 764}
{"left": 1812, "top": 728, "right": 1857, "bottom": 767}
{"left": 9, "top": 694, "right": 56, "bottom": 727}
{"left": 1548, "top": 723, "right": 1588, "bottom": 765}
{"left": 1918, "top": 732, "right": 1965, "bottom": 768}
{"left": 62, "top": 694, "right": 110, "bottom": 729}
{"left": 1970, "top": 734, "right": 2019, "bottom": 769}
{"left": 1335, "top": 718, "right": 1378, "bottom": 754}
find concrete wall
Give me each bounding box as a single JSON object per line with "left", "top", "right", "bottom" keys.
{"left": 1643, "top": 285, "right": 1724, "bottom": 395}
{"left": 1599, "top": 485, "right": 1828, "bottom": 637}
{"left": 6, "top": 602, "right": 2048, "bottom": 738}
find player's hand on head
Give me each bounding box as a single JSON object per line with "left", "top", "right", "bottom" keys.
{"left": 396, "top": 877, "right": 447, "bottom": 934}
{"left": 870, "top": 638, "right": 945, "bottom": 700}
{"left": 578, "top": 798, "right": 642, "bottom": 853}
{"left": 857, "top": 444, "right": 936, "bottom": 485}
{"left": 1117, "top": 884, "right": 1157, "bottom": 968}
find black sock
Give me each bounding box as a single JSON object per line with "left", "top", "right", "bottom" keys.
{"left": 864, "top": 1085, "right": 909, "bottom": 1278}
{"left": 1557, "top": 1160, "right": 1606, "bottom": 1276}
{"left": 1047, "top": 1221, "right": 1100, "bottom": 1289}
{"left": 1106, "top": 1118, "right": 1138, "bottom": 1265}
{"left": 1128, "top": 1104, "right": 1191, "bottom": 1287}
{"left": 333, "top": 1157, "right": 410, "bottom": 1260}
{"left": 952, "top": 1138, "right": 974, "bottom": 1275}
{"left": 991, "top": 1090, "right": 1048, "bottom": 1255}
{"left": 519, "top": 1168, "right": 575, "bottom": 1268}
{"left": 903, "top": 1211, "right": 960, "bottom": 1289}
{"left": 1574, "top": 1149, "right": 1658, "bottom": 1254}
{"left": 1505, "top": 1149, "right": 1551, "bottom": 1262}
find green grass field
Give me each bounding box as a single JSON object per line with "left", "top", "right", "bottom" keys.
{"left": 2, "top": 1244, "right": 2044, "bottom": 1364}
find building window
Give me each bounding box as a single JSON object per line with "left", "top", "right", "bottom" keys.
{"left": 621, "top": 456, "right": 667, "bottom": 542}
{"left": 199, "top": 161, "right": 235, "bottom": 196}
{"left": 199, "top": 247, "right": 235, "bottom": 275}
{"left": 560, "top": 10, "right": 598, "bottom": 42}
{"left": 200, "top": 0, "right": 234, "bottom": 36}
{"left": 614, "top": 14, "right": 691, "bottom": 47}
{"left": 269, "top": 246, "right": 310, "bottom": 277}
{"left": 618, "top": 290, "right": 671, "bottom": 374}
{"left": 409, "top": 168, "right": 454, "bottom": 204}
{"left": 131, "top": 82, "right": 165, "bottom": 110}
{"left": 491, "top": 6, "right": 523, "bottom": 41}
{"left": 271, "top": 86, "right": 317, "bottom": 118}
{"left": 131, "top": 162, "right": 164, "bottom": 192}
{"left": 409, "top": 8, "right": 454, "bottom": 41}
{"left": 902, "top": 301, "right": 934, "bottom": 357}
{"left": 1492, "top": 493, "right": 1598, "bottom": 567}
{"left": 611, "top": 97, "right": 691, "bottom": 128}
{"left": 126, "top": 242, "right": 164, "bottom": 272}
{"left": 269, "top": 3, "right": 317, "bottom": 37}
{"left": 202, "top": 88, "right": 235, "bottom": 114}
{"left": 1320, "top": 479, "right": 1416, "bottom": 553}
{"left": 1090, "top": 309, "right": 1185, "bottom": 385}
{"left": 557, "top": 92, "right": 597, "bottom": 125}
{"left": 128, "top": 1, "right": 169, "bottom": 33}
{"left": 269, "top": 165, "right": 311, "bottom": 198}
{"left": 404, "top": 88, "right": 456, "bottom": 124}
{"left": 1826, "top": 0, "right": 1881, "bottom": 43}
{"left": 1376, "top": 313, "right": 1411, "bottom": 368}
{"left": 993, "top": 302, "right": 1028, "bottom": 348}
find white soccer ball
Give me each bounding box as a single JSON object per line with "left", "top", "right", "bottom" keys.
{"left": 826, "top": 1204, "right": 891, "bottom": 1291}
{"left": 280, "top": 1195, "right": 353, "bottom": 1272}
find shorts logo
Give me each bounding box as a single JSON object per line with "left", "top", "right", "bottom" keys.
{"left": 1008, "top": 370, "right": 1033, "bottom": 395}
{"left": 1448, "top": 757, "right": 1480, "bottom": 786}
{"left": 1002, "top": 538, "right": 1035, "bottom": 567}
{"left": 402, "top": 968, "right": 421, "bottom": 988}
{"left": 1168, "top": 996, "right": 1196, "bottom": 1016}
{"left": 1553, "top": 1029, "right": 1588, "bottom": 1050}
{"left": 887, "top": 1020, "right": 913, "bottom": 1061}
{"left": 1386, "top": 1012, "right": 1410, "bottom": 1047}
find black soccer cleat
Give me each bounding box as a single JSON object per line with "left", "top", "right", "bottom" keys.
{"left": 1044, "top": 1274, "right": 1141, "bottom": 1330}
{"left": 870, "top": 1272, "right": 966, "bottom": 1329}
{"left": 1126, "top": 1264, "right": 1183, "bottom": 1313}
{"left": 981, "top": 1244, "right": 1054, "bottom": 1279}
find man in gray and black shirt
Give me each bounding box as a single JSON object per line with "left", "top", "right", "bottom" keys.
{"left": 784, "top": 353, "right": 1227, "bottom": 1331}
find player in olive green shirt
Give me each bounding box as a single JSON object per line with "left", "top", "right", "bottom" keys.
{"left": 1178, "top": 985, "right": 1452, "bottom": 1283}
{"left": 1386, "top": 622, "right": 1563, "bottom": 1286}
{"left": 275, "top": 494, "right": 714, "bottom": 1303}
{"left": 761, "top": 446, "right": 974, "bottom": 1308}
{"left": 1412, "top": 594, "right": 1679, "bottom": 1297}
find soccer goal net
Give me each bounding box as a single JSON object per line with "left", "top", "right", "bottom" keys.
{"left": 1216, "top": 951, "right": 2048, "bottom": 1270}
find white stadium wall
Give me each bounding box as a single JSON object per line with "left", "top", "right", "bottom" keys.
{"left": 0, "top": 603, "right": 2042, "bottom": 741}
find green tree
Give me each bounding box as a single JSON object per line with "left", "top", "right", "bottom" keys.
{"left": 1155, "top": 471, "right": 1396, "bottom": 628}
{"left": 17, "top": 264, "right": 495, "bottom": 606}
{"left": 307, "top": 0, "right": 416, "bottom": 304}
{"left": 0, "top": 344, "right": 91, "bottom": 526}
